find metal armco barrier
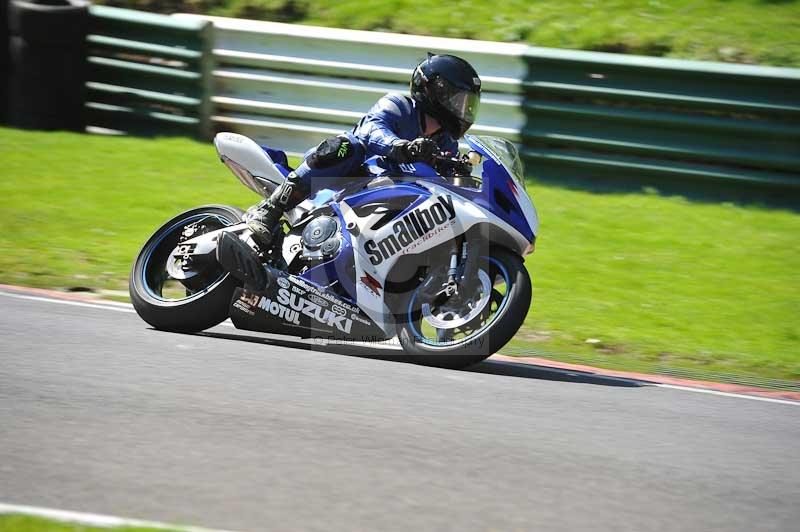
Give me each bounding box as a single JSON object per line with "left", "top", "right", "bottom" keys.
{"left": 174, "top": 14, "right": 527, "bottom": 157}
{"left": 521, "top": 49, "right": 800, "bottom": 188}
{"left": 85, "top": 6, "right": 212, "bottom": 138}
{"left": 56, "top": 9, "right": 797, "bottom": 188}
{"left": 174, "top": 13, "right": 800, "bottom": 189}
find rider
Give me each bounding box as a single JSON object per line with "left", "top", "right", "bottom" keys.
{"left": 246, "top": 53, "right": 482, "bottom": 248}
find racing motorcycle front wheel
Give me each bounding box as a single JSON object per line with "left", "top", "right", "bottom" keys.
{"left": 396, "top": 248, "right": 531, "bottom": 369}
{"left": 130, "top": 205, "right": 245, "bottom": 332}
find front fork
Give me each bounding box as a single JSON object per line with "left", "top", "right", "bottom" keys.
{"left": 434, "top": 235, "right": 479, "bottom": 300}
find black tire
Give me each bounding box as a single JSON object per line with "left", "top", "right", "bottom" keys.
{"left": 8, "top": 0, "right": 90, "bottom": 44}
{"left": 8, "top": 36, "right": 87, "bottom": 130}
{"left": 7, "top": 0, "right": 89, "bottom": 131}
{"left": 1, "top": 0, "right": 9, "bottom": 123}
{"left": 8, "top": 35, "right": 87, "bottom": 78}
{"left": 396, "top": 248, "right": 532, "bottom": 369}
{"left": 129, "top": 205, "right": 245, "bottom": 333}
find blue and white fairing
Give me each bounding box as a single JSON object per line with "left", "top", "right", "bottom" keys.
{"left": 285, "top": 134, "right": 538, "bottom": 336}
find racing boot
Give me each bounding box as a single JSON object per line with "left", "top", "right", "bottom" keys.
{"left": 245, "top": 172, "right": 308, "bottom": 250}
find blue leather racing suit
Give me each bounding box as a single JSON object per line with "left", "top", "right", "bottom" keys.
{"left": 292, "top": 93, "right": 459, "bottom": 192}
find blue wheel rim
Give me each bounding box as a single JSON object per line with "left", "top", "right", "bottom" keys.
{"left": 140, "top": 213, "right": 234, "bottom": 302}
{"left": 407, "top": 256, "right": 511, "bottom": 348}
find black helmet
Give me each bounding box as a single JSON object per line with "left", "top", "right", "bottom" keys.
{"left": 410, "top": 53, "right": 481, "bottom": 138}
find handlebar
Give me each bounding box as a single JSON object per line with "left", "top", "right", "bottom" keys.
{"left": 432, "top": 152, "right": 477, "bottom": 177}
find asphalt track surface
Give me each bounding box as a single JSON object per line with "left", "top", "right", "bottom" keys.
{"left": 1, "top": 292, "right": 798, "bottom": 532}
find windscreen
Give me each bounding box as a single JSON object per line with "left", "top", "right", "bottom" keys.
{"left": 471, "top": 136, "right": 525, "bottom": 187}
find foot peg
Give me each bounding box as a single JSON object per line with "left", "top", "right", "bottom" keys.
{"left": 216, "top": 232, "right": 268, "bottom": 291}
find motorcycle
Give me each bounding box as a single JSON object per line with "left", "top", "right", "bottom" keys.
{"left": 129, "top": 132, "right": 539, "bottom": 368}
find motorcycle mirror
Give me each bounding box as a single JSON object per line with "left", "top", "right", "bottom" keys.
{"left": 467, "top": 151, "right": 482, "bottom": 166}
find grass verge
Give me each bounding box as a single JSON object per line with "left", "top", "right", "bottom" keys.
{"left": 0, "top": 127, "right": 798, "bottom": 380}
{"left": 101, "top": 0, "right": 800, "bottom": 67}
{"left": 0, "top": 514, "right": 179, "bottom": 532}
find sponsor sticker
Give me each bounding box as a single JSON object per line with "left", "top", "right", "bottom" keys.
{"left": 240, "top": 292, "right": 260, "bottom": 307}
{"left": 255, "top": 288, "right": 354, "bottom": 334}
{"left": 359, "top": 272, "right": 383, "bottom": 297}
{"left": 363, "top": 195, "right": 456, "bottom": 265}
{"left": 350, "top": 312, "right": 372, "bottom": 326}
{"left": 309, "top": 294, "right": 329, "bottom": 308}
{"left": 289, "top": 276, "right": 359, "bottom": 313}
{"left": 258, "top": 294, "right": 300, "bottom": 325}
{"left": 233, "top": 300, "right": 255, "bottom": 316}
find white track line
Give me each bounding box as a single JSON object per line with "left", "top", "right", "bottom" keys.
{"left": 0, "top": 502, "right": 236, "bottom": 531}
{"left": 0, "top": 291, "right": 136, "bottom": 313}
{"left": 0, "top": 290, "right": 236, "bottom": 328}
{"left": 654, "top": 384, "right": 798, "bottom": 406}
{"left": 1, "top": 289, "right": 797, "bottom": 405}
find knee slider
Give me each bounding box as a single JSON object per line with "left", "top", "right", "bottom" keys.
{"left": 307, "top": 135, "right": 356, "bottom": 169}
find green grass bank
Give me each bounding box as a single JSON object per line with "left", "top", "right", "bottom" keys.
{"left": 1, "top": 127, "right": 798, "bottom": 379}
{"left": 100, "top": 0, "right": 800, "bottom": 67}
{"left": 0, "top": 514, "right": 179, "bottom": 532}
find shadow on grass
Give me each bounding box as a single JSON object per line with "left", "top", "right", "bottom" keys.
{"left": 188, "top": 329, "right": 645, "bottom": 388}
{"left": 529, "top": 171, "right": 800, "bottom": 213}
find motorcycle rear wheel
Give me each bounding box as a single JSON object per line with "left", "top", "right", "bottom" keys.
{"left": 396, "top": 248, "right": 531, "bottom": 369}
{"left": 129, "top": 205, "right": 244, "bottom": 332}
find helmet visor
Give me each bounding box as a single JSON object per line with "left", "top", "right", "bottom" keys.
{"left": 433, "top": 78, "right": 480, "bottom": 127}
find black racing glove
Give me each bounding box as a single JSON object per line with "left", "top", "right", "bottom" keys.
{"left": 388, "top": 137, "right": 438, "bottom": 164}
